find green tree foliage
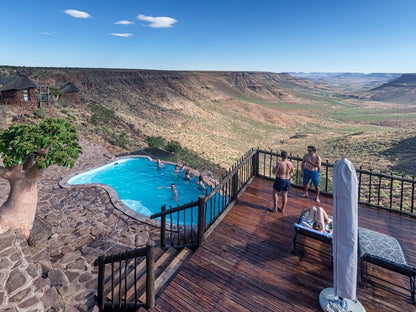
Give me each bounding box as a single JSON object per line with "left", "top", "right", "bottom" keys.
{"left": 0, "top": 118, "right": 82, "bottom": 169}
{"left": 166, "top": 140, "right": 182, "bottom": 153}
{"left": 49, "top": 87, "right": 64, "bottom": 102}
{"left": 90, "top": 104, "right": 115, "bottom": 124}
{"left": 146, "top": 136, "right": 166, "bottom": 148}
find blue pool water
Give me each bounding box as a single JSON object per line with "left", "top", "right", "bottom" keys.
{"left": 68, "top": 157, "right": 216, "bottom": 224}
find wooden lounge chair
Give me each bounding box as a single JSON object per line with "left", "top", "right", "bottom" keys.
{"left": 358, "top": 227, "right": 416, "bottom": 304}
{"left": 292, "top": 209, "right": 333, "bottom": 262}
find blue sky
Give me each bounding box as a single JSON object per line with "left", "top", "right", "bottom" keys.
{"left": 1, "top": 0, "right": 416, "bottom": 73}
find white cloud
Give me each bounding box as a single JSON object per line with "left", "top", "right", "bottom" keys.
{"left": 115, "top": 20, "right": 134, "bottom": 25}
{"left": 137, "top": 14, "right": 177, "bottom": 28}
{"left": 42, "top": 32, "right": 58, "bottom": 36}
{"left": 64, "top": 9, "right": 91, "bottom": 19}
{"left": 110, "top": 33, "right": 133, "bottom": 38}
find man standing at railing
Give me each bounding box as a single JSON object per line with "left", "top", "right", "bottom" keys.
{"left": 269, "top": 150, "right": 294, "bottom": 213}
{"left": 301, "top": 145, "right": 322, "bottom": 203}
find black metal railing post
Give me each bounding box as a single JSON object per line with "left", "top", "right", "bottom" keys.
{"left": 232, "top": 170, "right": 239, "bottom": 200}
{"left": 253, "top": 149, "right": 259, "bottom": 177}
{"left": 197, "top": 195, "right": 206, "bottom": 246}
{"left": 145, "top": 239, "right": 156, "bottom": 309}
{"left": 96, "top": 256, "right": 105, "bottom": 311}
{"left": 160, "top": 204, "right": 166, "bottom": 248}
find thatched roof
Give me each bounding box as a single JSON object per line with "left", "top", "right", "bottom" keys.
{"left": 60, "top": 82, "right": 80, "bottom": 93}
{"left": 0, "top": 76, "right": 38, "bottom": 92}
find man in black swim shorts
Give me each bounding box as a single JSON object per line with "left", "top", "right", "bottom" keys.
{"left": 269, "top": 151, "right": 294, "bottom": 213}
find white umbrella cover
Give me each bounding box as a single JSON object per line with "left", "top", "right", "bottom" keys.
{"left": 319, "top": 158, "right": 365, "bottom": 311}
{"left": 333, "top": 158, "right": 358, "bottom": 300}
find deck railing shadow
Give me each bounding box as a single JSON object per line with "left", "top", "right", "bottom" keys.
{"left": 94, "top": 148, "right": 416, "bottom": 311}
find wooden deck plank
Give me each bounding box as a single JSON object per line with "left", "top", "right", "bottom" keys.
{"left": 155, "top": 177, "right": 416, "bottom": 311}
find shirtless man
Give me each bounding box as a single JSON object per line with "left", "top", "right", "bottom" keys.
{"left": 269, "top": 151, "right": 294, "bottom": 213}
{"left": 158, "top": 183, "right": 178, "bottom": 200}
{"left": 301, "top": 145, "right": 321, "bottom": 203}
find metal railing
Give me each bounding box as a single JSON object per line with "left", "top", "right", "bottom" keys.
{"left": 94, "top": 240, "right": 156, "bottom": 311}
{"left": 95, "top": 148, "right": 416, "bottom": 311}
{"left": 94, "top": 149, "right": 257, "bottom": 311}
{"left": 257, "top": 149, "right": 416, "bottom": 217}
{"left": 150, "top": 148, "right": 258, "bottom": 248}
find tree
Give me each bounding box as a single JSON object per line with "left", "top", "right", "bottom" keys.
{"left": 49, "top": 87, "right": 63, "bottom": 103}
{"left": 0, "top": 118, "right": 82, "bottom": 238}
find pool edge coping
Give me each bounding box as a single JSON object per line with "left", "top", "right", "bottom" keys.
{"left": 59, "top": 155, "right": 182, "bottom": 228}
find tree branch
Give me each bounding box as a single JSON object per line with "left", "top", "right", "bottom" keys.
{"left": 0, "top": 166, "right": 10, "bottom": 179}
{"left": 23, "top": 154, "right": 36, "bottom": 170}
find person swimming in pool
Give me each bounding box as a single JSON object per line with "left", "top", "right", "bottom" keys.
{"left": 174, "top": 164, "right": 186, "bottom": 173}
{"left": 183, "top": 169, "right": 195, "bottom": 181}
{"left": 195, "top": 175, "right": 206, "bottom": 189}
{"left": 156, "top": 159, "right": 166, "bottom": 169}
{"left": 158, "top": 183, "right": 178, "bottom": 200}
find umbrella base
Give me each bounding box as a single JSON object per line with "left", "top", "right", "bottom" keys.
{"left": 319, "top": 288, "right": 366, "bottom": 312}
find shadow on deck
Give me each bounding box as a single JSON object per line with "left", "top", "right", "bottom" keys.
{"left": 153, "top": 177, "right": 416, "bottom": 312}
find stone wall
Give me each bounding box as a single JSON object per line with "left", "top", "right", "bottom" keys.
{"left": 0, "top": 89, "right": 38, "bottom": 109}
{"left": 62, "top": 92, "right": 81, "bottom": 105}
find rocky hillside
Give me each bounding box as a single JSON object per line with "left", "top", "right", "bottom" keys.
{"left": 0, "top": 67, "right": 330, "bottom": 169}
{"left": 2, "top": 66, "right": 416, "bottom": 177}
{"left": 359, "top": 73, "right": 416, "bottom": 104}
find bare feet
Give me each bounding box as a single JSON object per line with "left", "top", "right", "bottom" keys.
{"left": 316, "top": 198, "right": 320, "bottom": 203}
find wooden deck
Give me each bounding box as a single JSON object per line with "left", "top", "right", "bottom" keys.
{"left": 152, "top": 178, "right": 416, "bottom": 312}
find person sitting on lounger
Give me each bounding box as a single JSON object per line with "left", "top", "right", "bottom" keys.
{"left": 301, "top": 206, "right": 332, "bottom": 233}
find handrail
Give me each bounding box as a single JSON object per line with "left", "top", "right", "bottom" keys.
{"left": 95, "top": 241, "right": 155, "bottom": 311}
{"left": 150, "top": 200, "right": 199, "bottom": 219}
{"left": 150, "top": 148, "right": 258, "bottom": 249}
{"left": 257, "top": 149, "right": 416, "bottom": 217}
{"left": 95, "top": 147, "right": 416, "bottom": 311}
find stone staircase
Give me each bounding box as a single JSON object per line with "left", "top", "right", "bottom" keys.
{"left": 98, "top": 246, "right": 192, "bottom": 308}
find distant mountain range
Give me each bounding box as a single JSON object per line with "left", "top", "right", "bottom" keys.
{"left": 289, "top": 72, "right": 402, "bottom": 80}
{"left": 290, "top": 72, "right": 416, "bottom": 104}
{"left": 358, "top": 74, "right": 416, "bottom": 104}
{"left": 290, "top": 72, "right": 402, "bottom": 91}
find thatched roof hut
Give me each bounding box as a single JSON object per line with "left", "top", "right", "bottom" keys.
{"left": 0, "top": 76, "right": 38, "bottom": 108}
{"left": 0, "top": 76, "right": 38, "bottom": 92}
{"left": 59, "top": 82, "right": 81, "bottom": 105}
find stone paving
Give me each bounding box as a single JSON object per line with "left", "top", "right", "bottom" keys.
{"left": 0, "top": 140, "right": 161, "bottom": 311}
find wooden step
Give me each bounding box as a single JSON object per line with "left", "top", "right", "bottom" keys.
{"left": 124, "top": 247, "right": 179, "bottom": 302}
{"left": 138, "top": 247, "right": 193, "bottom": 303}
{"left": 100, "top": 248, "right": 164, "bottom": 301}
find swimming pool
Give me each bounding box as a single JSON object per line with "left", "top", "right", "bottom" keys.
{"left": 68, "top": 157, "right": 214, "bottom": 224}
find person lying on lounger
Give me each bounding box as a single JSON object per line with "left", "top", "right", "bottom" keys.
{"left": 301, "top": 206, "right": 332, "bottom": 233}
